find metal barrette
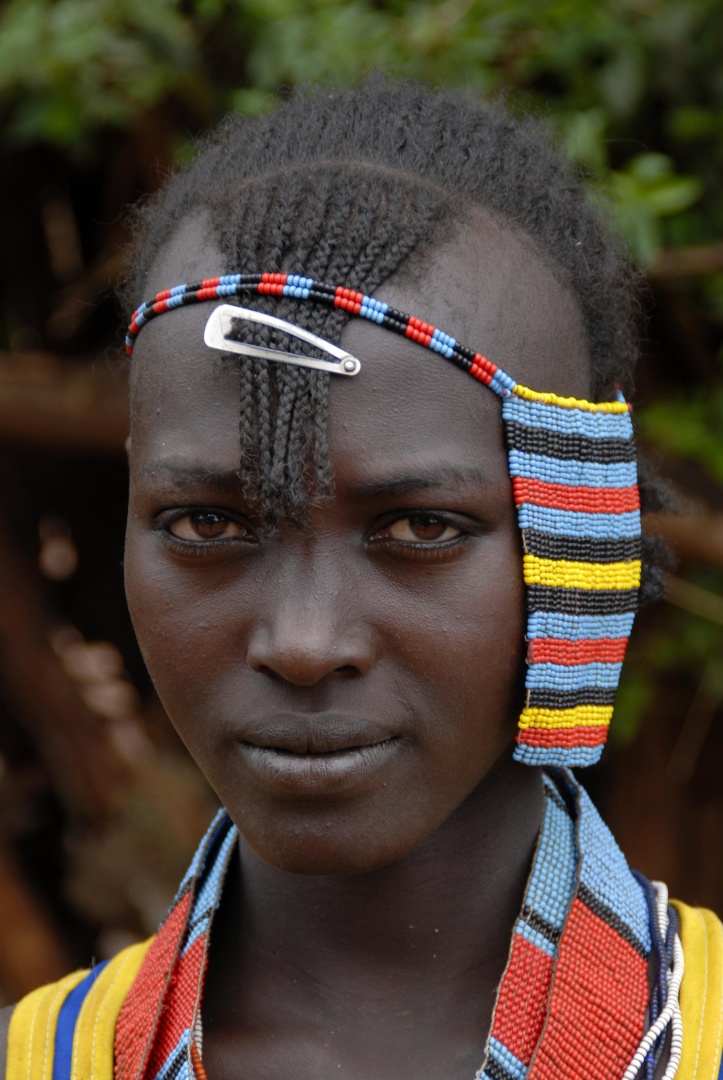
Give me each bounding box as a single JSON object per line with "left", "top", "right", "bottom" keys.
{"left": 203, "top": 304, "right": 361, "bottom": 376}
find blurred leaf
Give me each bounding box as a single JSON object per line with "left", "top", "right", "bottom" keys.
{"left": 640, "top": 381, "right": 723, "bottom": 483}
{"left": 610, "top": 672, "right": 654, "bottom": 746}
{"left": 669, "top": 106, "right": 723, "bottom": 142}
{"left": 558, "top": 108, "right": 609, "bottom": 173}
{"left": 597, "top": 154, "right": 703, "bottom": 263}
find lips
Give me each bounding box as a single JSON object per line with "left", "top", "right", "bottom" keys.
{"left": 236, "top": 713, "right": 401, "bottom": 795}
{"left": 239, "top": 713, "right": 395, "bottom": 755}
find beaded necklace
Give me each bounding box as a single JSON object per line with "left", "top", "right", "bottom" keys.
{"left": 113, "top": 771, "right": 680, "bottom": 1080}
{"left": 126, "top": 272, "right": 642, "bottom": 771}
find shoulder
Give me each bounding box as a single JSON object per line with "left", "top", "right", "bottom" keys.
{"left": 672, "top": 900, "right": 723, "bottom": 1080}
{"left": 0, "top": 938, "right": 153, "bottom": 1080}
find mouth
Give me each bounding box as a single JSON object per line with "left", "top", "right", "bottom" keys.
{"left": 237, "top": 714, "right": 401, "bottom": 794}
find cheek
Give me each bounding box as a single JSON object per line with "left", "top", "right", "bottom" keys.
{"left": 123, "top": 517, "right": 232, "bottom": 720}
{"left": 395, "top": 527, "right": 526, "bottom": 763}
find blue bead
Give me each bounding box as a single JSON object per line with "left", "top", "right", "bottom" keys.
{"left": 503, "top": 397, "right": 634, "bottom": 439}
{"left": 516, "top": 505, "right": 641, "bottom": 538}
{"left": 514, "top": 744, "right": 604, "bottom": 767}
{"left": 526, "top": 661, "right": 623, "bottom": 690}
{"left": 508, "top": 451, "right": 637, "bottom": 489}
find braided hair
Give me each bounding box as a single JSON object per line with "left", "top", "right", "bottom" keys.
{"left": 122, "top": 77, "right": 672, "bottom": 603}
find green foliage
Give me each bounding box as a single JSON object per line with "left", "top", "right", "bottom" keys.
{"left": 1, "top": 0, "right": 720, "bottom": 260}
{"left": 601, "top": 154, "right": 702, "bottom": 266}
{"left": 0, "top": 0, "right": 203, "bottom": 146}
{"left": 639, "top": 377, "right": 723, "bottom": 485}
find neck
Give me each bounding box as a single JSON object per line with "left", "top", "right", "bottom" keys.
{"left": 204, "top": 758, "right": 544, "bottom": 1032}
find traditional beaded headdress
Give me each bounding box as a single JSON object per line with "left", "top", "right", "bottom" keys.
{"left": 126, "top": 272, "right": 642, "bottom": 768}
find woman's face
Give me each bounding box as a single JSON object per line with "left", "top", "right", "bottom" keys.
{"left": 124, "top": 214, "right": 589, "bottom": 875}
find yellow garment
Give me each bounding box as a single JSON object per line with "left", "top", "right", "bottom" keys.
{"left": 5, "top": 970, "right": 87, "bottom": 1080}
{"left": 5, "top": 939, "right": 151, "bottom": 1080}
{"left": 672, "top": 900, "right": 723, "bottom": 1080}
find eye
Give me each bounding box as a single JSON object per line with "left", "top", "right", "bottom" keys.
{"left": 379, "top": 513, "right": 464, "bottom": 544}
{"left": 166, "top": 511, "right": 253, "bottom": 543}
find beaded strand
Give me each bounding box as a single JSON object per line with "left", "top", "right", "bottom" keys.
{"left": 621, "top": 881, "right": 683, "bottom": 1080}
{"left": 126, "top": 272, "right": 518, "bottom": 396}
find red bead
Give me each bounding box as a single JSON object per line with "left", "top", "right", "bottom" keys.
{"left": 512, "top": 478, "right": 640, "bottom": 514}
{"left": 518, "top": 726, "right": 608, "bottom": 748}
{"left": 527, "top": 637, "right": 629, "bottom": 665}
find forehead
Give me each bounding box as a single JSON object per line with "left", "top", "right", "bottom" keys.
{"left": 129, "top": 212, "right": 590, "bottom": 480}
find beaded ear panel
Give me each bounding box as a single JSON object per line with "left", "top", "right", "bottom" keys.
{"left": 126, "top": 273, "right": 642, "bottom": 768}
{"left": 504, "top": 390, "right": 640, "bottom": 766}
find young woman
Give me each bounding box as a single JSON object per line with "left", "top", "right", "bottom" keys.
{"left": 3, "top": 78, "right": 722, "bottom": 1080}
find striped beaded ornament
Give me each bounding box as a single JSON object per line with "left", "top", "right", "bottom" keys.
{"left": 114, "top": 811, "right": 237, "bottom": 1080}
{"left": 504, "top": 390, "right": 640, "bottom": 766}
{"left": 108, "top": 772, "right": 674, "bottom": 1080}
{"left": 126, "top": 272, "right": 642, "bottom": 768}
{"left": 479, "top": 770, "right": 654, "bottom": 1080}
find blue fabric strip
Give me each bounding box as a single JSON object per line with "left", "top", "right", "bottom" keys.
{"left": 52, "top": 960, "right": 109, "bottom": 1080}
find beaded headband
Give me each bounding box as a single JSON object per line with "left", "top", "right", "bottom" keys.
{"left": 126, "top": 273, "right": 642, "bottom": 768}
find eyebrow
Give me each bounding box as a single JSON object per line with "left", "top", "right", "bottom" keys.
{"left": 140, "top": 459, "right": 493, "bottom": 499}
{"left": 140, "top": 459, "right": 242, "bottom": 491}
{"left": 345, "top": 465, "right": 492, "bottom": 499}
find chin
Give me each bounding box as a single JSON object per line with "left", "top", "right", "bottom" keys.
{"left": 238, "top": 815, "right": 424, "bottom": 877}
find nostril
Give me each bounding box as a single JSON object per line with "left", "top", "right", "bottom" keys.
{"left": 255, "top": 664, "right": 279, "bottom": 680}
{"left": 329, "top": 664, "right": 359, "bottom": 680}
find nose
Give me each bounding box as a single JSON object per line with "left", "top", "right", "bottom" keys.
{"left": 246, "top": 564, "right": 375, "bottom": 686}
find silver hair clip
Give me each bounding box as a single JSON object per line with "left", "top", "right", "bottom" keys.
{"left": 203, "top": 304, "right": 361, "bottom": 376}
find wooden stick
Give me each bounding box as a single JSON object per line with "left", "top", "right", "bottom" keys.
{"left": 644, "top": 512, "right": 723, "bottom": 568}
{"left": 0, "top": 351, "right": 127, "bottom": 455}
{"left": 0, "top": 525, "right": 126, "bottom": 820}
{"left": 649, "top": 242, "right": 723, "bottom": 279}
